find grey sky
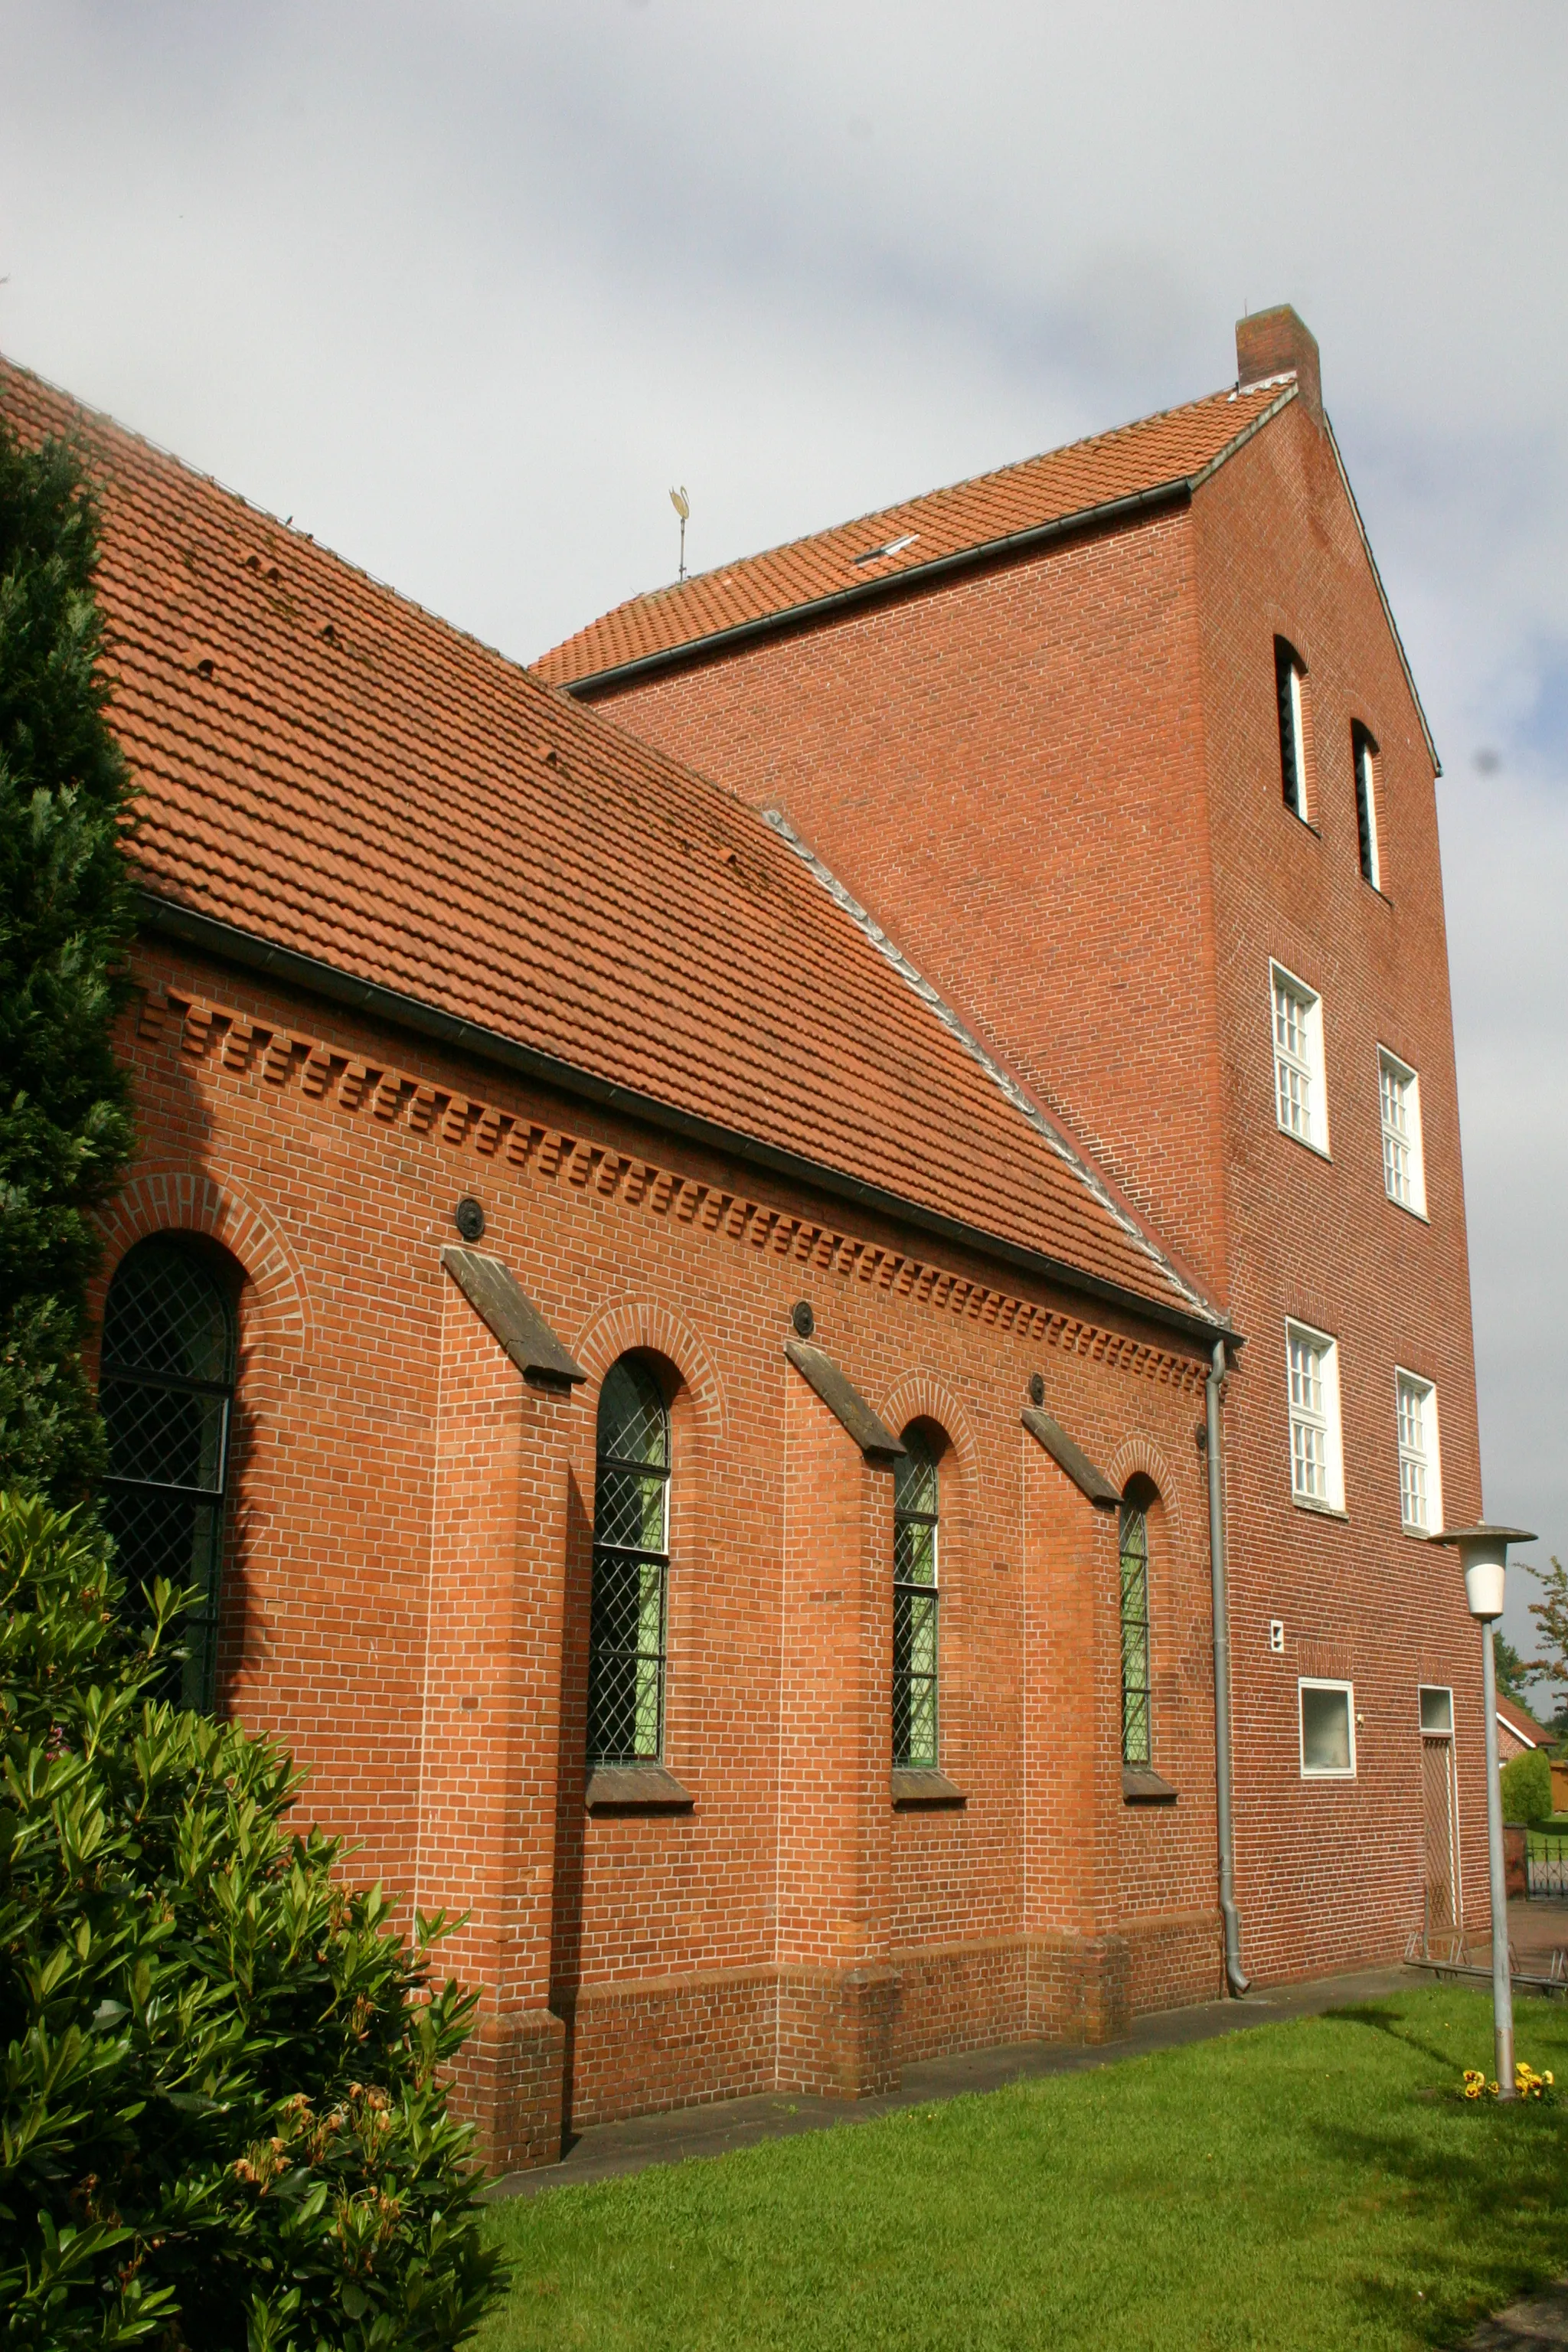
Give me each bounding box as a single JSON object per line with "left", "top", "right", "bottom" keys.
{"left": 2, "top": 0, "right": 1563, "bottom": 1658}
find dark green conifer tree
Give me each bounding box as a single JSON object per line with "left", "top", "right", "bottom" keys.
{"left": 1492, "top": 1631, "right": 1537, "bottom": 1710}
{"left": 0, "top": 401, "right": 137, "bottom": 1501}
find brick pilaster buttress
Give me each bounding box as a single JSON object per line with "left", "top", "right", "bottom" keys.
{"left": 415, "top": 1261, "right": 574, "bottom": 2170}
{"left": 1021, "top": 1439, "right": 1130, "bottom": 2044}
{"left": 776, "top": 1365, "right": 900, "bottom": 2096}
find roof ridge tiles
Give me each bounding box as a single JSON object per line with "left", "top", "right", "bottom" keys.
{"left": 532, "top": 378, "right": 1293, "bottom": 688}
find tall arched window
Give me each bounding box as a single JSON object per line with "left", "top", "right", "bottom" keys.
{"left": 588, "top": 1358, "right": 671, "bottom": 1766}
{"left": 100, "top": 1238, "right": 237, "bottom": 1712}
{"left": 893, "top": 1429, "right": 940, "bottom": 1769}
{"left": 1119, "top": 1492, "right": 1152, "bottom": 1768}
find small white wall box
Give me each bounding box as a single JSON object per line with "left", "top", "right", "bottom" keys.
{"left": 1269, "top": 1620, "right": 1285, "bottom": 1653}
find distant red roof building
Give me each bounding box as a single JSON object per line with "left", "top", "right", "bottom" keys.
{"left": 1496, "top": 1694, "right": 1547, "bottom": 1762}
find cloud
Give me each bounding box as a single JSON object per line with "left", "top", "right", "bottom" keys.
{"left": 1440, "top": 761, "right": 1568, "bottom": 1651}
{"left": 1, "top": 0, "right": 1562, "bottom": 1632}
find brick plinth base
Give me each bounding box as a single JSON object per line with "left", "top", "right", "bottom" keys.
{"left": 1121, "top": 1908, "right": 1225, "bottom": 2016}
{"left": 890, "top": 1938, "right": 1028, "bottom": 2065}
{"left": 777, "top": 1964, "right": 903, "bottom": 2099}
{"left": 557, "top": 1967, "right": 779, "bottom": 2132}
{"left": 536, "top": 1916, "right": 1226, "bottom": 2148}
{"left": 1026, "top": 1934, "right": 1131, "bottom": 2043}
{"left": 451, "top": 2009, "right": 566, "bottom": 2172}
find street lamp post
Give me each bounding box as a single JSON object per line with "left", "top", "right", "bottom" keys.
{"left": 1429, "top": 1521, "right": 1536, "bottom": 2100}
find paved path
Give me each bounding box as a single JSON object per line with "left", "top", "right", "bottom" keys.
{"left": 1508, "top": 1897, "right": 1568, "bottom": 1968}
{"left": 488, "top": 1961, "right": 1411, "bottom": 2201}
{"left": 1468, "top": 2285, "right": 1568, "bottom": 2347}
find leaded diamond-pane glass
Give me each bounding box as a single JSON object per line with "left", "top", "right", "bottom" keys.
{"left": 893, "top": 1428, "right": 939, "bottom": 1769}
{"left": 100, "top": 1240, "right": 235, "bottom": 1713}
{"left": 102, "top": 1485, "right": 225, "bottom": 1713}
{"left": 588, "top": 1358, "right": 670, "bottom": 1766}
{"left": 597, "top": 1359, "right": 669, "bottom": 1472}
{"left": 101, "top": 1376, "right": 227, "bottom": 1492}
{"left": 102, "top": 1242, "right": 234, "bottom": 1383}
{"left": 893, "top": 1514, "right": 936, "bottom": 1586}
{"left": 588, "top": 1556, "right": 665, "bottom": 1762}
{"left": 894, "top": 1438, "right": 938, "bottom": 1523}
{"left": 1119, "top": 1503, "right": 1152, "bottom": 1768}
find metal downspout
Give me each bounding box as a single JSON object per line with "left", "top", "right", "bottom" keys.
{"left": 1207, "top": 1337, "right": 1250, "bottom": 1994}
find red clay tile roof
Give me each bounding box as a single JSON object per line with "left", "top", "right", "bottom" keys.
{"left": 1496, "top": 1696, "right": 1546, "bottom": 1746}
{"left": 1, "top": 354, "right": 1215, "bottom": 1330}
{"left": 532, "top": 381, "right": 1292, "bottom": 687}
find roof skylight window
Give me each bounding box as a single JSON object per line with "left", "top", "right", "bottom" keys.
{"left": 852, "top": 533, "right": 919, "bottom": 566}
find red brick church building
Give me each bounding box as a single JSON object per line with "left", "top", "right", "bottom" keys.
{"left": 2, "top": 305, "right": 1487, "bottom": 2172}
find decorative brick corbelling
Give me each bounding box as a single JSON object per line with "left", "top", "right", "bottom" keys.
{"left": 125, "top": 969, "right": 1210, "bottom": 1401}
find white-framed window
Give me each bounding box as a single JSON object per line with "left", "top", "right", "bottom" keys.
{"left": 1299, "top": 1679, "right": 1356, "bottom": 1776}
{"left": 1276, "top": 637, "right": 1310, "bottom": 820}
{"left": 1352, "top": 723, "right": 1382, "bottom": 890}
{"left": 1286, "top": 1319, "right": 1345, "bottom": 1511}
{"left": 1272, "top": 963, "right": 1329, "bottom": 1154}
{"left": 1377, "top": 1048, "right": 1426, "bottom": 1215}
{"left": 1419, "top": 1684, "right": 1453, "bottom": 1736}
{"left": 1396, "top": 1370, "right": 1442, "bottom": 1536}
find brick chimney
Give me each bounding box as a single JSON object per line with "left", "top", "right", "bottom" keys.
{"left": 1235, "top": 305, "right": 1321, "bottom": 421}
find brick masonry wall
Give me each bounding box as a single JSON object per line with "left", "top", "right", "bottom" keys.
{"left": 1191, "top": 403, "right": 1488, "bottom": 1978}
{"left": 584, "top": 390, "right": 1490, "bottom": 1990}
{"left": 100, "top": 940, "right": 1223, "bottom": 2158}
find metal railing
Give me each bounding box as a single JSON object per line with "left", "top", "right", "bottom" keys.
{"left": 1528, "top": 1831, "right": 1568, "bottom": 1899}
{"left": 1405, "top": 1923, "right": 1568, "bottom": 1996}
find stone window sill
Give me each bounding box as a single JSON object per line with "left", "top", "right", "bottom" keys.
{"left": 1122, "top": 1766, "right": 1178, "bottom": 1805}
{"left": 891, "top": 1769, "right": 967, "bottom": 1809}
{"left": 585, "top": 1765, "right": 694, "bottom": 1815}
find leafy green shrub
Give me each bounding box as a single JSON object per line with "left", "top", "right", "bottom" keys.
{"left": 0, "top": 1490, "right": 501, "bottom": 2350}
{"left": 1501, "top": 1743, "right": 1553, "bottom": 1827}
{"left": 0, "top": 407, "right": 139, "bottom": 1504}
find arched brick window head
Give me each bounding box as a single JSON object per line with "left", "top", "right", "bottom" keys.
{"left": 100, "top": 1239, "right": 237, "bottom": 1712}
{"left": 588, "top": 1358, "right": 671, "bottom": 1766}
{"left": 893, "top": 1428, "right": 940, "bottom": 1769}
{"left": 1119, "top": 1489, "right": 1154, "bottom": 1769}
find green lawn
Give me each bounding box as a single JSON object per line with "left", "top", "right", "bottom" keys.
{"left": 479, "top": 1988, "right": 1568, "bottom": 2352}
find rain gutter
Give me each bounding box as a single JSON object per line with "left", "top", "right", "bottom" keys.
{"left": 560, "top": 480, "right": 1194, "bottom": 697}
{"left": 556, "top": 382, "right": 1298, "bottom": 701}
{"left": 1207, "top": 1336, "right": 1250, "bottom": 1994}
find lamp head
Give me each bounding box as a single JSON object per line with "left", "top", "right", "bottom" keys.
{"left": 1426, "top": 1522, "right": 1537, "bottom": 1622}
